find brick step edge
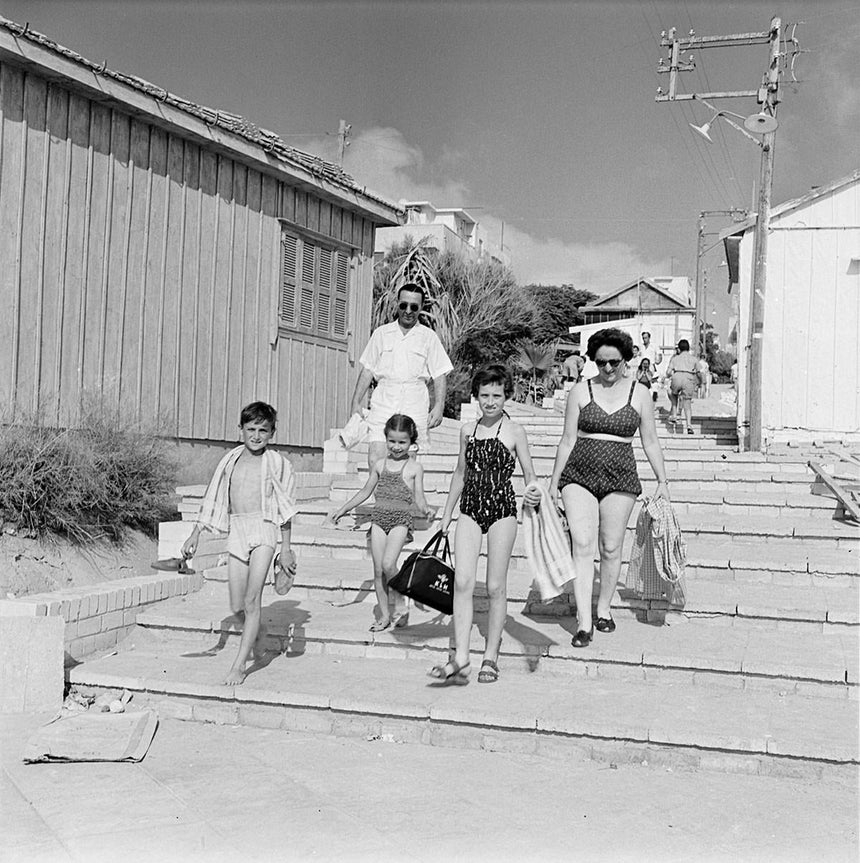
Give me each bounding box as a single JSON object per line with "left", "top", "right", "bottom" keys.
{"left": 68, "top": 671, "right": 859, "bottom": 782}
{"left": 135, "top": 616, "right": 858, "bottom": 692}
{"left": 195, "top": 569, "right": 859, "bottom": 626}
{"left": 290, "top": 511, "right": 858, "bottom": 545}
{"left": 286, "top": 542, "right": 859, "bottom": 580}
{"left": 0, "top": 570, "right": 203, "bottom": 663}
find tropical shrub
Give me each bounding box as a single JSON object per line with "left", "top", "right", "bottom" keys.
{"left": 527, "top": 283, "right": 597, "bottom": 343}
{"left": 515, "top": 340, "right": 557, "bottom": 404}
{"left": 710, "top": 349, "right": 736, "bottom": 383}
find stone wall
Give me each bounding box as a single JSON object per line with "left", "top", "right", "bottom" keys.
{"left": 0, "top": 570, "right": 202, "bottom": 666}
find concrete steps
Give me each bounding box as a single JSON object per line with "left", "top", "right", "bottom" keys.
{"left": 80, "top": 404, "right": 856, "bottom": 779}
{"left": 194, "top": 560, "right": 858, "bottom": 632}
{"left": 278, "top": 522, "right": 858, "bottom": 589}
{"left": 324, "top": 480, "right": 847, "bottom": 521}
{"left": 68, "top": 623, "right": 858, "bottom": 780}
{"left": 343, "top": 462, "right": 815, "bottom": 491}
{"left": 292, "top": 500, "right": 858, "bottom": 549}
{"left": 160, "top": 516, "right": 858, "bottom": 590}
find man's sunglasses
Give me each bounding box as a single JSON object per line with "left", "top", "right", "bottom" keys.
{"left": 398, "top": 302, "right": 420, "bottom": 312}
{"left": 594, "top": 357, "right": 623, "bottom": 369}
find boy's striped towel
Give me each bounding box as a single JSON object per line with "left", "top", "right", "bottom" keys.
{"left": 522, "top": 482, "right": 576, "bottom": 600}
{"left": 196, "top": 446, "right": 297, "bottom": 533}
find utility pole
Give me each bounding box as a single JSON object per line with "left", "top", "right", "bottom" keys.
{"left": 336, "top": 119, "right": 352, "bottom": 166}
{"left": 748, "top": 19, "right": 781, "bottom": 451}
{"left": 656, "top": 17, "right": 784, "bottom": 451}
{"left": 695, "top": 218, "right": 706, "bottom": 356}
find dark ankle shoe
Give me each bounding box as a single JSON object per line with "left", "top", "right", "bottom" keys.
{"left": 571, "top": 626, "right": 595, "bottom": 648}
{"left": 595, "top": 616, "right": 616, "bottom": 633}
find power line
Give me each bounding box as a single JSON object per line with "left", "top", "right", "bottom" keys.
{"left": 654, "top": 0, "right": 737, "bottom": 207}
{"left": 640, "top": 4, "right": 733, "bottom": 209}
{"left": 682, "top": 1, "right": 747, "bottom": 204}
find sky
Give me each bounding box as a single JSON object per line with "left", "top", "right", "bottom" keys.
{"left": 5, "top": 0, "right": 859, "bottom": 338}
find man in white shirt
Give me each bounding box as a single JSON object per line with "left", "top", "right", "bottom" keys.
{"left": 350, "top": 284, "right": 453, "bottom": 466}
{"left": 640, "top": 331, "right": 663, "bottom": 372}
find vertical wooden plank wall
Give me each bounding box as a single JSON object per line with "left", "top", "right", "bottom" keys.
{"left": 761, "top": 183, "right": 860, "bottom": 438}
{"left": 0, "top": 62, "right": 377, "bottom": 448}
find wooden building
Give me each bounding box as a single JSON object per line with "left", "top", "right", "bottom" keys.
{"left": 0, "top": 18, "right": 402, "bottom": 463}
{"left": 568, "top": 277, "right": 695, "bottom": 358}
{"left": 721, "top": 171, "right": 860, "bottom": 447}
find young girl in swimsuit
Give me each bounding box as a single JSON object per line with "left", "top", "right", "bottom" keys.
{"left": 431, "top": 365, "right": 541, "bottom": 685}
{"left": 327, "top": 414, "right": 431, "bottom": 631}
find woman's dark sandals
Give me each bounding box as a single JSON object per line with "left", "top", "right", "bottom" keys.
{"left": 595, "top": 616, "right": 616, "bottom": 633}
{"left": 477, "top": 659, "right": 499, "bottom": 684}
{"left": 428, "top": 659, "right": 471, "bottom": 686}
{"left": 571, "top": 626, "right": 595, "bottom": 648}
{"left": 273, "top": 554, "right": 295, "bottom": 596}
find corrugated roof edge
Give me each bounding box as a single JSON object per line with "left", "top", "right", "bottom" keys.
{"left": 586, "top": 276, "right": 692, "bottom": 311}
{"left": 0, "top": 16, "right": 403, "bottom": 218}
{"left": 719, "top": 169, "right": 860, "bottom": 239}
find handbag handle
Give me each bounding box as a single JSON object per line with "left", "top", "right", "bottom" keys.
{"left": 422, "top": 530, "right": 451, "bottom": 563}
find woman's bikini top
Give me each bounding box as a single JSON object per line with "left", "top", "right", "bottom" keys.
{"left": 577, "top": 380, "right": 640, "bottom": 437}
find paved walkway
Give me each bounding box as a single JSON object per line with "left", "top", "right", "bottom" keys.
{"left": 2, "top": 713, "right": 856, "bottom": 863}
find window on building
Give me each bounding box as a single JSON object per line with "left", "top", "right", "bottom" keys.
{"left": 280, "top": 229, "right": 350, "bottom": 341}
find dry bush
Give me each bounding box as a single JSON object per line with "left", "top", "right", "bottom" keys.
{"left": 0, "top": 399, "right": 176, "bottom": 543}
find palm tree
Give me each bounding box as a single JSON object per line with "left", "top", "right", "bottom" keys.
{"left": 517, "top": 340, "right": 557, "bottom": 404}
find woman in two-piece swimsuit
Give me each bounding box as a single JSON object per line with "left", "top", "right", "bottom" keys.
{"left": 550, "top": 328, "right": 670, "bottom": 648}
{"left": 431, "top": 365, "right": 540, "bottom": 685}
{"left": 327, "top": 414, "right": 432, "bottom": 632}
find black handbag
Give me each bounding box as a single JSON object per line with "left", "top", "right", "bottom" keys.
{"left": 388, "top": 530, "right": 454, "bottom": 615}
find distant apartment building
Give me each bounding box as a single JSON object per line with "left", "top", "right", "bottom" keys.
{"left": 374, "top": 201, "right": 509, "bottom": 265}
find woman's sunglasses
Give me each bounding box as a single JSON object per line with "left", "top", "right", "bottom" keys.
{"left": 398, "top": 302, "right": 420, "bottom": 312}
{"left": 594, "top": 357, "right": 623, "bottom": 369}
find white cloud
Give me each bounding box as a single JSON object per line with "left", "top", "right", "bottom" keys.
{"left": 310, "top": 126, "right": 668, "bottom": 294}
{"left": 478, "top": 214, "right": 670, "bottom": 292}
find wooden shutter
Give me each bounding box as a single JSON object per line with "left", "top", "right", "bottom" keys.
{"left": 279, "top": 228, "right": 349, "bottom": 341}
{"left": 299, "top": 240, "right": 316, "bottom": 330}
{"left": 318, "top": 247, "right": 332, "bottom": 335}
{"left": 333, "top": 251, "right": 349, "bottom": 337}
{"left": 280, "top": 233, "right": 298, "bottom": 326}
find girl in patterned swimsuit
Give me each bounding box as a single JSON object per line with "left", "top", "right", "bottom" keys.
{"left": 431, "top": 365, "right": 540, "bottom": 685}
{"left": 327, "top": 414, "right": 431, "bottom": 632}
{"left": 550, "top": 328, "right": 670, "bottom": 648}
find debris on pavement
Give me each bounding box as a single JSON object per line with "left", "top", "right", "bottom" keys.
{"left": 24, "top": 706, "right": 159, "bottom": 764}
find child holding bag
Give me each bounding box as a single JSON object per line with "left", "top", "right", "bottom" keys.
{"left": 326, "top": 414, "right": 432, "bottom": 631}
{"left": 431, "top": 365, "right": 541, "bottom": 685}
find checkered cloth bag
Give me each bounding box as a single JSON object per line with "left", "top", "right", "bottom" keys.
{"left": 627, "top": 497, "right": 687, "bottom": 607}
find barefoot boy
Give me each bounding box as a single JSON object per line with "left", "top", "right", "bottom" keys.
{"left": 182, "top": 402, "right": 297, "bottom": 685}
